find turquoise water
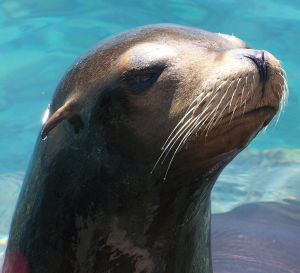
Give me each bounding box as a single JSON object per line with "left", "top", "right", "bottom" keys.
{"left": 0, "top": 0, "right": 300, "bottom": 264}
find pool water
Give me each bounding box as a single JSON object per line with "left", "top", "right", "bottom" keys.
{"left": 0, "top": 0, "right": 300, "bottom": 265}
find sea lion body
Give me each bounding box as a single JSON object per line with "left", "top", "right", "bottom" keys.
{"left": 212, "top": 201, "right": 300, "bottom": 273}
{"left": 2, "top": 24, "right": 286, "bottom": 273}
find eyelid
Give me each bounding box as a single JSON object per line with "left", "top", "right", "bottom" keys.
{"left": 120, "top": 65, "right": 166, "bottom": 91}
{"left": 122, "top": 63, "right": 166, "bottom": 79}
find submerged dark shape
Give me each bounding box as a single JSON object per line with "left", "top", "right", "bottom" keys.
{"left": 212, "top": 201, "right": 300, "bottom": 273}
{"left": 3, "top": 24, "right": 286, "bottom": 273}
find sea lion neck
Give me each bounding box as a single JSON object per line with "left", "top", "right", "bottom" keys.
{"left": 34, "top": 127, "right": 218, "bottom": 273}
{"left": 78, "top": 133, "right": 227, "bottom": 273}
{"left": 4, "top": 131, "right": 215, "bottom": 273}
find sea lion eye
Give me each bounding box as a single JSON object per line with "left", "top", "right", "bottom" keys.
{"left": 122, "top": 68, "right": 164, "bottom": 91}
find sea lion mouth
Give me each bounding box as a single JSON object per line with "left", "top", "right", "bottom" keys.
{"left": 209, "top": 106, "right": 277, "bottom": 140}
{"left": 241, "top": 106, "right": 277, "bottom": 126}
{"left": 151, "top": 104, "right": 278, "bottom": 180}
{"left": 228, "top": 106, "right": 277, "bottom": 125}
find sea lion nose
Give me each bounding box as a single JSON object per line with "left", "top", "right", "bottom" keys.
{"left": 245, "top": 50, "right": 268, "bottom": 83}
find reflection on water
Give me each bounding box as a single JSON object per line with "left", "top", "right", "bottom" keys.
{"left": 213, "top": 149, "right": 300, "bottom": 212}
{"left": 0, "top": 0, "right": 300, "bottom": 267}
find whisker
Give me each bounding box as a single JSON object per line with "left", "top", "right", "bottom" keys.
{"left": 162, "top": 128, "right": 192, "bottom": 181}
{"left": 271, "top": 70, "right": 288, "bottom": 128}
{"left": 151, "top": 79, "right": 225, "bottom": 175}
{"left": 160, "top": 116, "right": 200, "bottom": 163}
{"left": 228, "top": 78, "right": 241, "bottom": 111}
{"left": 159, "top": 86, "right": 227, "bottom": 174}
{"left": 161, "top": 81, "right": 216, "bottom": 151}
{"left": 204, "top": 80, "right": 239, "bottom": 136}
{"left": 181, "top": 80, "right": 235, "bottom": 144}
{"left": 179, "top": 109, "right": 217, "bottom": 149}
{"left": 165, "top": 109, "right": 220, "bottom": 179}
{"left": 158, "top": 110, "right": 214, "bottom": 179}
{"left": 242, "top": 76, "right": 252, "bottom": 116}
{"left": 150, "top": 115, "right": 198, "bottom": 173}
{"left": 205, "top": 97, "right": 232, "bottom": 136}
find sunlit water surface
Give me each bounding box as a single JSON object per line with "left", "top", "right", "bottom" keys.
{"left": 1, "top": 0, "right": 300, "bottom": 264}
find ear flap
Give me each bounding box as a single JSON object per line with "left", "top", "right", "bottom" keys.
{"left": 41, "top": 100, "right": 83, "bottom": 140}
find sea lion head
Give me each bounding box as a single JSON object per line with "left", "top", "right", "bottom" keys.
{"left": 42, "top": 24, "right": 287, "bottom": 179}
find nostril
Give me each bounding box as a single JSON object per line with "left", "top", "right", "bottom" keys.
{"left": 245, "top": 50, "right": 268, "bottom": 83}
{"left": 254, "top": 50, "right": 265, "bottom": 62}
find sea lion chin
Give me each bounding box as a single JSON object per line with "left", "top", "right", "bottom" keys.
{"left": 3, "top": 24, "right": 287, "bottom": 273}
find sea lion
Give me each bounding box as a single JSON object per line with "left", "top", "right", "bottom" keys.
{"left": 2, "top": 24, "right": 287, "bottom": 273}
